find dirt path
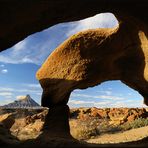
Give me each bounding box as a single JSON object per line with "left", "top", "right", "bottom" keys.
{"left": 86, "top": 126, "right": 148, "bottom": 144}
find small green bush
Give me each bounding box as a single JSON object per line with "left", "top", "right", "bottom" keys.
{"left": 121, "top": 117, "right": 148, "bottom": 131}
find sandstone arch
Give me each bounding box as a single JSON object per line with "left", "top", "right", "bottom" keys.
{"left": 35, "top": 14, "right": 148, "bottom": 144}
{"left": 36, "top": 15, "right": 148, "bottom": 107}
{"left": 0, "top": 0, "right": 148, "bottom": 146}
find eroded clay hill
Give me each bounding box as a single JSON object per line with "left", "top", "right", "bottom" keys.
{"left": 70, "top": 107, "right": 148, "bottom": 125}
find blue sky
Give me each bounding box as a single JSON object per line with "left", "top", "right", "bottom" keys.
{"left": 0, "top": 13, "right": 146, "bottom": 108}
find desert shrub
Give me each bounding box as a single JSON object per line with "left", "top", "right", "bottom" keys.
{"left": 121, "top": 117, "right": 148, "bottom": 131}
{"left": 96, "top": 120, "right": 121, "bottom": 134}
{"left": 70, "top": 117, "right": 122, "bottom": 140}
{"left": 70, "top": 117, "right": 100, "bottom": 140}
{"left": 70, "top": 117, "right": 148, "bottom": 140}
{"left": 72, "top": 126, "right": 99, "bottom": 140}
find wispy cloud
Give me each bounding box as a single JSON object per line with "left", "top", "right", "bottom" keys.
{"left": 66, "top": 13, "right": 118, "bottom": 37}
{"left": 0, "top": 64, "right": 8, "bottom": 74}
{"left": 97, "top": 90, "right": 112, "bottom": 95}
{"left": 71, "top": 92, "right": 125, "bottom": 101}
{"left": 16, "top": 95, "right": 26, "bottom": 100}
{"left": 1, "top": 69, "right": 8, "bottom": 74}
{"left": 0, "top": 92, "right": 13, "bottom": 101}
{"left": 0, "top": 64, "right": 4, "bottom": 67}
{"left": 68, "top": 98, "right": 145, "bottom": 108}
{"left": 0, "top": 13, "right": 118, "bottom": 65}
{"left": 22, "top": 83, "right": 41, "bottom": 88}
{"left": 0, "top": 92, "right": 13, "bottom": 96}
{"left": 13, "top": 40, "right": 27, "bottom": 52}
{"left": 0, "top": 88, "right": 14, "bottom": 91}
{"left": 68, "top": 99, "right": 112, "bottom": 108}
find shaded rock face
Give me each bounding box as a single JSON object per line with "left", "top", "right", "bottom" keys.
{"left": 36, "top": 15, "right": 148, "bottom": 107}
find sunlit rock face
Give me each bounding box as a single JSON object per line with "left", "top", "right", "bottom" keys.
{"left": 36, "top": 15, "right": 148, "bottom": 107}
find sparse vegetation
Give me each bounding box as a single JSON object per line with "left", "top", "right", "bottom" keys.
{"left": 121, "top": 117, "right": 148, "bottom": 131}
{"left": 70, "top": 117, "right": 99, "bottom": 140}
{"left": 0, "top": 107, "right": 148, "bottom": 142}
{"left": 70, "top": 117, "right": 148, "bottom": 140}
{"left": 70, "top": 117, "right": 122, "bottom": 140}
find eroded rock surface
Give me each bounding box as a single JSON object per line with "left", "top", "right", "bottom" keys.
{"left": 70, "top": 107, "right": 148, "bottom": 125}
{"left": 0, "top": 107, "right": 147, "bottom": 141}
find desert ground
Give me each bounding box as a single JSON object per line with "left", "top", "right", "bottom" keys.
{"left": 0, "top": 107, "right": 148, "bottom": 147}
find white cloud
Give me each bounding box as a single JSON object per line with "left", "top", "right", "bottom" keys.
{"left": 73, "top": 89, "right": 83, "bottom": 92}
{"left": 16, "top": 95, "right": 26, "bottom": 100}
{"left": 23, "top": 83, "right": 41, "bottom": 88}
{"left": 13, "top": 40, "right": 27, "bottom": 52}
{"left": 0, "top": 85, "right": 42, "bottom": 99}
{"left": 111, "top": 101, "right": 127, "bottom": 108}
{"left": 0, "top": 92, "right": 13, "bottom": 96}
{"left": 1, "top": 69, "right": 8, "bottom": 73}
{"left": 71, "top": 92, "right": 125, "bottom": 101}
{"left": 66, "top": 13, "right": 118, "bottom": 37}
{"left": 68, "top": 97, "right": 146, "bottom": 108}
{"left": 69, "top": 99, "right": 95, "bottom": 105}
{"left": 0, "top": 87, "right": 14, "bottom": 92}
{"left": 15, "top": 88, "right": 41, "bottom": 94}
{"left": 68, "top": 99, "right": 112, "bottom": 108}
{"left": 97, "top": 90, "right": 112, "bottom": 95}
{"left": 98, "top": 95, "right": 125, "bottom": 100}
{"left": 0, "top": 84, "right": 42, "bottom": 94}
{"left": 0, "top": 64, "right": 4, "bottom": 67}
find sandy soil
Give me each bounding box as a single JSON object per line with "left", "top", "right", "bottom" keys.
{"left": 86, "top": 126, "right": 148, "bottom": 144}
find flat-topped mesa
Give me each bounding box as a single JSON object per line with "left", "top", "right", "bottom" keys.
{"left": 36, "top": 15, "right": 148, "bottom": 108}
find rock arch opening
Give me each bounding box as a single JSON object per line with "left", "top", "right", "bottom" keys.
{"left": 68, "top": 81, "right": 148, "bottom": 143}
{"left": 69, "top": 80, "right": 145, "bottom": 108}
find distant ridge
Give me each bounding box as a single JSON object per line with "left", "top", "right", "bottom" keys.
{"left": 1, "top": 94, "right": 42, "bottom": 109}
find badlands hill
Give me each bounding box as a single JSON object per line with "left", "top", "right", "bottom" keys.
{"left": 0, "top": 95, "right": 41, "bottom": 109}
{"left": 0, "top": 107, "right": 148, "bottom": 144}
